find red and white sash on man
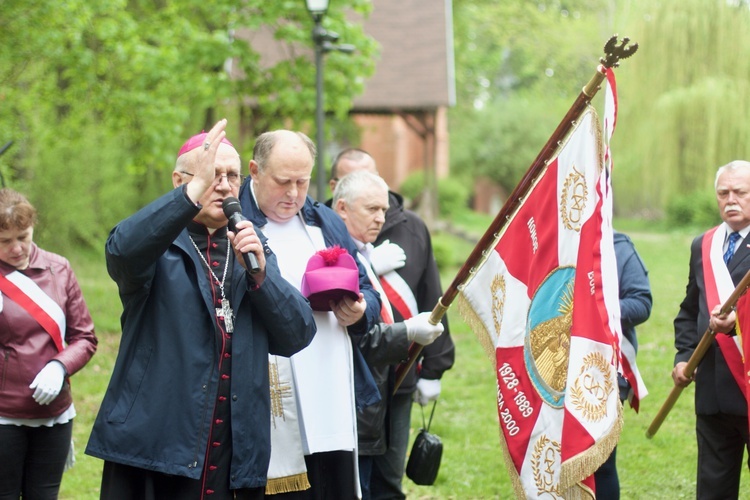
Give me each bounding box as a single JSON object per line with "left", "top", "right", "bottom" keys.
{"left": 379, "top": 270, "right": 418, "bottom": 321}
{"left": 701, "top": 225, "right": 746, "bottom": 395}
{"left": 0, "top": 270, "right": 66, "bottom": 352}
{"left": 357, "top": 253, "right": 394, "bottom": 324}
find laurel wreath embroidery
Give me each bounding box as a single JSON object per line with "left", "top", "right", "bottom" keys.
{"left": 569, "top": 352, "right": 612, "bottom": 422}
{"left": 531, "top": 434, "right": 561, "bottom": 496}
{"left": 559, "top": 165, "right": 587, "bottom": 232}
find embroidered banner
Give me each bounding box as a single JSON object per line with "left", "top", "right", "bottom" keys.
{"left": 457, "top": 105, "right": 621, "bottom": 498}
{"left": 737, "top": 293, "right": 750, "bottom": 429}
{"left": 601, "top": 69, "right": 647, "bottom": 411}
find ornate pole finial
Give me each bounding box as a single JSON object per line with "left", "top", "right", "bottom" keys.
{"left": 601, "top": 35, "right": 639, "bottom": 69}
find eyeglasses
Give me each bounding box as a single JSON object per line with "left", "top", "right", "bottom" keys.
{"left": 179, "top": 170, "right": 244, "bottom": 186}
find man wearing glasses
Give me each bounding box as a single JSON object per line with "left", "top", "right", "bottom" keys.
{"left": 86, "top": 120, "right": 316, "bottom": 500}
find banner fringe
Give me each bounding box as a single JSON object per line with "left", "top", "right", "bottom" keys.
{"left": 559, "top": 399, "right": 623, "bottom": 490}
{"left": 456, "top": 293, "right": 497, "bottom": 366}
{"left": 264, "top": 473, "right": 311, "bottom": 494}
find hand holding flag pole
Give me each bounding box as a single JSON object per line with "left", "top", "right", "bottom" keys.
{"left": 392, "top": 35, "right": 639, "bottom": 394}
{"left": 646, "top": 268, "right": 750, "bottom": 438}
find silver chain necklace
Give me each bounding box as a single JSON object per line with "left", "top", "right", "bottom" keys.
{"left": 189, "top": 235, "right": 234, "bottom": 333}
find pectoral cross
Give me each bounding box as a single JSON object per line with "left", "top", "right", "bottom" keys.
{"left": 217, "top": 298, "right": 234, "bottom": 333}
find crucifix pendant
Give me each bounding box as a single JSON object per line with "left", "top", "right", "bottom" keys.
{"left": 218, "top": 298, "right": 234, "bottom": 333}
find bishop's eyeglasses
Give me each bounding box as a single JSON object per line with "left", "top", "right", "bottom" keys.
{"left": 179, "top": 170, "right": 244, "bottom": 187}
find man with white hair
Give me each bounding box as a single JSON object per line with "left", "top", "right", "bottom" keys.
{"left": 330, "top": 149, "right": 454, "bottom": 499}
{"left": 332, "top": 170, "right": 444, "bottom": 499}
{"left": 673, "top": 160, "right": 750, "bottom": 498}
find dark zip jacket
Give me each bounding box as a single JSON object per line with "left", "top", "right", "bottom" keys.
{"left": 239, "top": 180, "right": 381, "bottom": 410}
{"left": 86, "top": 187, "right": 316, "bottom": 489}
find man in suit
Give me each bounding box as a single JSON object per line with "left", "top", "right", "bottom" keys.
{"left": 673, "top": 160, "right": 750, "bottom": 499}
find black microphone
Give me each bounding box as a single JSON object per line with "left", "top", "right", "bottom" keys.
{"left": 222, "top": 197, "right": 261, "bottom": 274}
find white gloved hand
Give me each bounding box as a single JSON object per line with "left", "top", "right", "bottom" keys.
{"left": 414, "top": 378, "right": 441, "bottom": 406}
{"left": 29, "top": 361, "right": 66, "bottom": 405}
{"left": 370, "top": 240, "right": 406, "bottom": 275}
{"left": 404, "top": 311, "right": 444, "bottom": 346}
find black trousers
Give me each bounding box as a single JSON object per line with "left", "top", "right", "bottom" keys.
{"left": 0, "top": 420, "right": 72, "bottom": 500}
{"left": 594, "top": 446, "right": 619, "bottom": 500}
{"left": 267, "top": 451, "right": 357, "bottom": 500}
{"left": 696, "top": 413, "right": 750, "bottom": 500}
{"left": 100, "top": 461, "right": 264, "bottom": 500}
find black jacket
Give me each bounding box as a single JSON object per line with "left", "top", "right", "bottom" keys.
{"left": 239, "top": 181, "right": 382, "bottom": 410}
{"left": 376, "top": 191, "right": 455, "bottom": 394}
{"left": 355, "top": 322, "right": 410, "bottom": 455}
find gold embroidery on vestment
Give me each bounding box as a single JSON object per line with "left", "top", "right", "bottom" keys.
{"left": 269, "top": 360, "right": 293, "bottom": 429}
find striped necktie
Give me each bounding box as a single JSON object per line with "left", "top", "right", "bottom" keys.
{"left": 724, "top": 231, "right": 741, "bottom": 265}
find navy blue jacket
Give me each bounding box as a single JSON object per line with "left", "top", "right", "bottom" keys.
{"left": 85, "top": 187, "right": 316, "bottom": 489}
{"left": 238, "top": 180, "right": 381, "bottom": 409}
{"left": 613, "top": 231, "right": 652, "bottom": 400}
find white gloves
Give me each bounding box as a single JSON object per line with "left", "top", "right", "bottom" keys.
{"left": 404, "top": 311, "right": 444, "bottom": 346}
{"left": 29, "top": 361, "right": 66, "bottom": 405}
{"left": 414, "top": 378, "right": 441, "bottom": 406}
{"left": 370, "top": 240, "right": 406, "bottom": 275}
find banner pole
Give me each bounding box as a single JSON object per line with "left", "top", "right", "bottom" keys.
{"left": 646, "top": 268, "right": 750, "bottom": 438}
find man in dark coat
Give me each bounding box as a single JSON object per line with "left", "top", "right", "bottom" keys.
{"left": 86, "top": 120, "right": 316, "bottom": 500}
{"left": 672, "top": 160, "right": 750, "bottom": 499}
{"left": 239, "top": 130, "right": 381, "bottom": 499}
{"left": 332, "top": 169, "right": 444, "bottom": 499}
{"left": 330, "top": 148, "right": 455, "bottom": 499}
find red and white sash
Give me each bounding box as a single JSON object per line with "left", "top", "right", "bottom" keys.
{"left": 0, "top": 270, "right": 66, "bottom": 352}
{"left": 357, "top": 253, "right": 394, "bottom": 324}
{"left": 379, "top": 270, "right": 418, "bottom": 321}
{"left": 702, "top": 225, "right": 746, "bottom": 395}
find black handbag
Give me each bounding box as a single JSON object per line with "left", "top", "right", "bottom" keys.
{"left": 405, "top": 400, "right": 443, "bottom": 486}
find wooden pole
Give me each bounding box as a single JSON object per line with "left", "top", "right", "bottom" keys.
{"left": 645, "top": 268, "right": 750, "bottom": 438}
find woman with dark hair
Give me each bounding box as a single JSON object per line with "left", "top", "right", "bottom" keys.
{"left": 0, "top": 188, "right": 97, "bottom": 499}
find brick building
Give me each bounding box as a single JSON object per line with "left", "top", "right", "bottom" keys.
{"left": 236, "top": 0, "right": 456, "bottom": 210}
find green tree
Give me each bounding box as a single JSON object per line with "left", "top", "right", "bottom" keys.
{"left": 450, "top": 0, "right": 609, "bottom": 193}
{"left": 0, "top": 0, "right": 377, "bottom": 251}
{"left": 613, "top": 0, "right": 750, "bottom": 217}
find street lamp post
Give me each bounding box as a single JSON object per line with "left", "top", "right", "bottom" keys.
{"left": 305, "top": 0, "right": 354, "bottom": 201}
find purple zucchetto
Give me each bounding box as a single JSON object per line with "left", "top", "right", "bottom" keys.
{"left": 301, "top": 246, "right": 360, "bottom": 311}
{"left": 177, "top": 132, "right": 234, "bottom": 158}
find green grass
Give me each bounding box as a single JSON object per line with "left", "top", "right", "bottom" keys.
{"left": 59, "top": 226, "right": 750, "bottom": 498}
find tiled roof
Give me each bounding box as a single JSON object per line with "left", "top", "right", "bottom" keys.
{"left": 353, "top": 0, "right": 455, "bottom": 112}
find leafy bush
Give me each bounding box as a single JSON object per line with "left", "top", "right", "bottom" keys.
{"left": 449, "top": 95, "right": 569, "bottom": 193}
{"left": 430, "top": 232, "right": 456, "bottom": 272}
{"left": 399, "top": 173, "right": 472, "bottom": 218}
{"left": 665, "top": 190, "right": 720, "bottom": 228}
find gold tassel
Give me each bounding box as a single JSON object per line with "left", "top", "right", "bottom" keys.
{"left": 265, "top": 472, "right": 311, "bottom": 495}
